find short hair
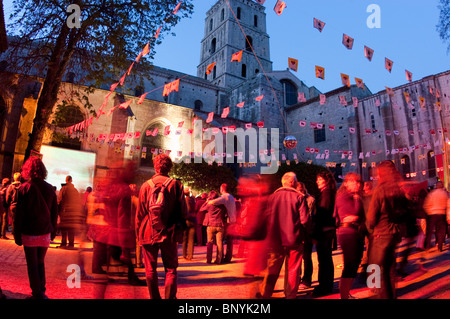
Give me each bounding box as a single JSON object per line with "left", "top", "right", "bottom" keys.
{"left": 281, "top": 172, "right": 297, "bottom": 188}
{"left": 66, "top": 175, "right": 72, "bottom": 183}
{"left": 208, "top": 190, "right": 219, "bottom": 200}
{"left": 13, "top": 172, "right": 21, "bottom": 182}
{"left": 220, "top": 183, "right": 229, "bottom": 192}
{"left": 21, "top": 156, "right": 48, "bottom": 180}
{"left": 2, "top": 178, "right": 10, "bottom": 187}
{"left": 153, "top": 154, "right": 173, "bottom": 175}
{"left": 376, "top": 160, "right": 401, "bottom": 183}
{"left": 436, "top": 181, "right": 444, "bottom": 189}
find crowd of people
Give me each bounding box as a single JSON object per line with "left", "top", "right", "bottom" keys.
{"left": 0, "top": 154, "right": 449, "bottom": 300}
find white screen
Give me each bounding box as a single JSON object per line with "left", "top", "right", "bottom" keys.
{"left": 40, "top": 145, "right": 96, "bottom": 193}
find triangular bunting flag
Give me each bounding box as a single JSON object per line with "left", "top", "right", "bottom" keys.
{"left": 231, "top": 50, "right": 243, "bottom": 62}
{"left": 406, "top": 70, "right": 413, "bottom": 82}
{"left": 206, "top": 62, "right": 216, "bottom": 75}
{"left": 255, "top": 95, "right": 264, "bottom": 101}
{"left": 341, "top": 73, "right": 350, "bottom": 87}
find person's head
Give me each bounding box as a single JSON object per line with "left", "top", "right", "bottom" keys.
{"left": 66, "top": 175, "right": 72, "bottom": 183}
{"left": 184, "top": 186, "right": 191, "bottom": 196}
{"left": 316, "top": 170, "right": 336, "bottom": 191}
{"left": 376, "top": 160, "right": 401, "bottom": 184}
{"left": 153, "top": 154, "right": 173, "bottom": 175}
{"left": 363, "top": 181, "right": 373, "bottom": 194}
{"left": 297, "top": 181, "right": 307, "bottom": 194}
{"left": 340, "top": 172, "right": 362, "bottom": 194}
{"left": 13, "top": 172, "right": 21, "bottom": 182}
{"left": 281, "top": 172, "right": 298, "bottom": 188}
{"left": 2, "top": 178, "right": 10, "bottom": 187}
{"left": 220, "top": 183, "right": 229, "bottom": 194}
{"left": 435, "top": 181, "right": 444, "bottom": 189}
{"left": 208, "top": 190, "right": 219, "bottom": 200}
{"left": 86, "top": 186, "right": 93, "bottom": 193}
{"left": 21, "top": 156, "right": 48, "bottom": 180}
{"left": 201, "top": 192, "right": 207, "bottom": 199}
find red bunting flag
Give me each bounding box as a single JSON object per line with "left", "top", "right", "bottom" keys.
{"left": 255, "top": 95, "right": 264, "bottom": 101}
{"left": 231, "top": 50, "right": 243, "bottom": 62}
{"left": 173, "top": 1, "right": 182, "bottom": 14}
{"left": 257, "top": 121, "right": 264, "bottom": 128}
{"left": 164, "top": 126, "right": 171, "bottom": 136}
{"left": 342, "top": 34, "right": 354, "bottom": 50}
{"left": 313, "top": 18, "right": 325, "bottom": 32}
{"left": 118, "top": 99, "right": 132, "bottom": 109}
{"left": 298, "top": 92, "right": 306, "bottom": 103}
{"left": 385, "top": 58, "right": 393, "bottom": 73}
{"left": 137, "top": 92, "right": 148, "bottom": 104}
{"left": 341, "top": 73, "right": 350, "bottom": 87}
{"left": 206, "top": 62, "right": 216, "bottom": 75}
{"left": 355, "top": 77, "right": 364, "bottom": 89}
{"left": 155, "top": 26, "right": 162, "bottom": 39}
{"left": 274, "top": 0, "right": 287, "bottom": 15}
{"left": 127, "top": 62, "right": 134, "bottom": 76}
{"left": 221, "top": 107, "right": 230, "bottom": 118}
{"left": 141, "top": 42, "right": 150, "bottom": 57}
{"left": 288, "top": 57, "right": 298, "bottom": 72}
{"left": 405, "top": 70, "right": 413, "bottom": 82}
{"left": 119, "top": 73, "right": 126, "bottom": 86}
{"left": 237, "top": 101, "right": 245, "bottom": 108}
{"left": 315, "top": 65, "right": 325, "bottom": 79}
{"left": 162, "top": 79, "right": 180, "bottom": 96}
{"left": 206, "top": 112, "right": 214, "bottom": 123}
{"left": 110, "top": 82, "right": 119, "bottom": 92}
{"left": 364, "top": 46, "right": 374, "bottom": 61}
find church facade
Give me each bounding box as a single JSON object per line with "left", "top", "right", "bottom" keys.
{"left": 0, "top": 0, "right": 449, "bottom": 189}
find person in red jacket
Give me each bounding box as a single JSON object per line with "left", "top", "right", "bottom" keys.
{"left": 136, "top": 154, "right": 187, "bottom": 299}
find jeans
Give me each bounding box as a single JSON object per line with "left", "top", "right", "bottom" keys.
{"left": 23, "top": 246, "right": 48, "bottom": 298}
{"left": 260, "top": 245, "right": 304, "bottom": 299}
{"left": 142, "top": 240, "right": 178, "bottom": 299}
{"left": 368, "top": 234, "right": 400, "bottom": 299}
{"left": 206, "top": 226, "right": 224, "bottom": 264}
{"left": 182, "top": 220, "right": 196, "bottom": 260}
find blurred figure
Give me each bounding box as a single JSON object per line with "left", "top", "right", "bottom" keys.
{"left": 14, "top": 156, "right": 58, "bottom": 299}
{"left": 232, "top": 174, "right": 271, "bottom": 298}
{"left": 312, "top": 170, "right": 337, "bottom": 297}
{"left": 360, "top": 181, "right": 373, "bottom": 272}
{"left": 259, "top": 172, "right": 309, "bottom": 299}
{"left": 201, "top": 190, "right": 227, "bottom": 264}
{"left": 207, "top": 183, "right": 236, "bottom": 263}
{"left": 182, "top": 187, "right": 196, "bottom": 260}
{"left": 6, "top": 172, "right": 22, "bottom": 237}
{"left": 0, "top": 177, "right": 11, "bottom": 239}
{"left": 333, "top": 173, "right": 365, "bottom": 299}
{"left": 296, "top": 181, "right": 315, "bottom": 290}
{"left": 195, "top": 193, "right": 207, "bottom": 246}
{"left": 129, "top": 184, "right": 144, "bottom": 268}
{"left": 88, "top": 161, "right": 145, "bottom": 299}
{"left": 366, "top": 161, "right": 410, "bottom": 299}
{"left": 57, "top": 176, "right": 83, "bottom": 249}
{"left": 423, "top": 181, "right": 448, "bottom": 252}
{"left": 136, "top": 154, "right": 187, "bottom": 299}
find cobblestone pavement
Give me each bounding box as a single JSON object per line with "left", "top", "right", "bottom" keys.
{"left": 0, "top": 230, "right": 449, "bottom": 300}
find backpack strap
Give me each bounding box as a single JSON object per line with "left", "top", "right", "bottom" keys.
{"left": 147, "top": 177, "right": 173, "bottom": 188}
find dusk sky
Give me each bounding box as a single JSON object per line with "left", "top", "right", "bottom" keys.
{"left": 153, "top": 0, "right": 449, "bottom": 94}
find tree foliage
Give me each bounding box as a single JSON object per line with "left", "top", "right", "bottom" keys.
{"left": 437, "top": 0, "right": 450, "bottom": 53}
{"left": 171, "top": 162, "right": 238, "bottom": 196}
{"left": 3, "top": 0, "right": 194, "bottom": 158}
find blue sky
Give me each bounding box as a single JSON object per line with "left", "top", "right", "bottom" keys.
{"left": 153, "top": 0, "right": 449, "bottom": 94}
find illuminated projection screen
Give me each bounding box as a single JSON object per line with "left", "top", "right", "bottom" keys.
{"left": 40, "top": 145, "right": 96, "bottom": 192}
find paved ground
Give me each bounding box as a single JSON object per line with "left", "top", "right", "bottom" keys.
{"left": 0, "top": 230, "right": 449, "bottom": 300}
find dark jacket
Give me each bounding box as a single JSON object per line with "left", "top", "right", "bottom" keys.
{"left": 366, "top": 180, "right": 410, "bottom": 237}
{"left": 6, "top": 181, "right": 21, "bottom": 211}
{"left": 267, "top": 187, "right": 309, "bottom": 248}
{"left": 333, "top": 190, "right": 365, "bottom": 235}
{"left": 136, "top": 174, "right": 187, "bottom": 245}
{"left": 201, "top": 201, "right": 227, "bottom": 227}
{"left": 14, "top": 178, "right": 58, "bottom": 244}
{"left": 313, "top": 187, "right": 336, "bottom": 236}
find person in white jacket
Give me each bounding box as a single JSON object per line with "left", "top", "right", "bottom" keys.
{"left": 423, "top": 181, "right": 448, "bottom": 252}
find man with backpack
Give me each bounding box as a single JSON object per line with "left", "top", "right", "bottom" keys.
{"left": 6, "top": 173, "right": 21, "bottom": 237}
{"left": 136, "top": 154, "right": 187, "bottom": 299}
